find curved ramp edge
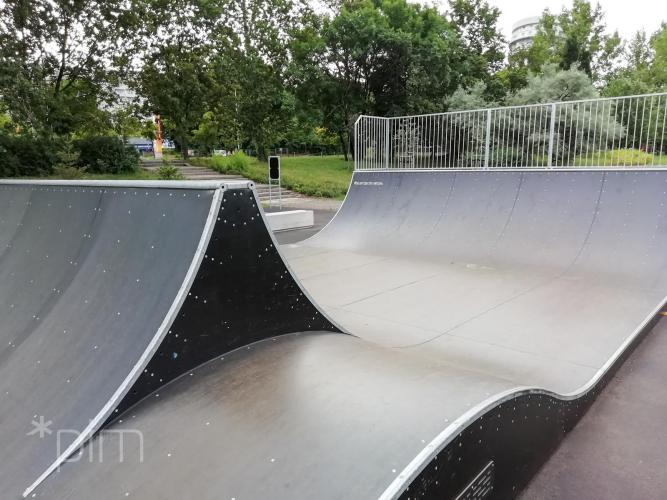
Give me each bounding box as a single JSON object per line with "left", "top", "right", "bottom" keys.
{"left": 0, "top": 182, "right": 216, "bottom": 498}
{"left": 9, "top": 168, "right": 667, "bottom": 499}
{"left": 1, "top": 181, "right": 339, "bottom": 499}
{"left": 286, "top": 168, "right": 667, "bottom": 498}
{"left": 383, "top": 301, "right": 664, "bottom": 499}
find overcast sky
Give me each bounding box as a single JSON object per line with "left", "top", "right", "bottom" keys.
{"left": 435, "top": 0, "right": 666, "bottom": 41}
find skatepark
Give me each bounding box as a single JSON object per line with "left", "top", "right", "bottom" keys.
{"left": 2, "top": 92, "right": 667, "bottom": 499}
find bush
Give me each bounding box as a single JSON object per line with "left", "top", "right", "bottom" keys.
{"left": 0, "top": 134, "right": 56, "bottom": 177}
{"left": 157, "top": 164, "right": 184, "bottom": 180}
{"left": 226, "top": 151, "right": 250, "bottom": 173}
{"left": 575, "top": 148, "right": 656, "bottom": 167}
{"left": 208, "top": 156, "right": 227, "bottom": 172}
{"left": 76, "top": 136, "right": 139, "bottom": 174}
{"left": 197, "top": 151, "right": 251, "bottom": 176}
{"left": 53, "top": 165, "right": 87, "bottom": 179}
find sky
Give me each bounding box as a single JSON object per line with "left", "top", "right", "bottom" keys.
{"left": 444, "top": 0, "right": 666, "bottom": 41}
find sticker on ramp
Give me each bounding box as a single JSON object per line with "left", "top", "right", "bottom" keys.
{"left": 353, "top": 181, "right": 384, "bottom": 186}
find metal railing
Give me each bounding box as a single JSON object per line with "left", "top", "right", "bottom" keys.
{"left": 354, "top": 93, "right": 667, "bottom": 170}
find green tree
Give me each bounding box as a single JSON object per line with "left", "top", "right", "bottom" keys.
{"left": 447, "top": 0, "right": 506, "bottom": 98}
{"left": 526, "top": 0, "right": 622, "bottom": 84}
{"left": 0, "top": 0, "right": 140, "bottom": 137}
{"left": 509, "top": 64, "right": 623, "bottom": 165}
{"left": 109, "top": 106, "right": 147, "bottom": 141}
{"left": 208, "top": 0, "right": 308, "bottom": 160}
{"left": 604, "top": 24, "right": 667, "bottom": 96}
{"left": 508, "top": 63, "right": 599, "bottom": 104}
{"left": 447, "top": 81, "right": 498, "bottom": 111}
{"left": 192, "top": 111, "right": 228, "bottom": 154}
{"left": 651, "top": 24, "right": 667, "bottom": 89}
{"left": 133, "top": 0, "right": 219, "bottom": 159}
{"left": 291, "top": 0, "right": 466, "bottom": 159}
{"left": 138, "top": 44, "right": 212, "bottom": 159}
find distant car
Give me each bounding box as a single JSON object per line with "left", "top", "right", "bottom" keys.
{"left": 126, "top": 137, "right": 153, "bottom": 152}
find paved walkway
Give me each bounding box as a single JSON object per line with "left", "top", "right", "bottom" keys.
{"left": 521, "top": 318, "right": 667, "bottom": 499}
{"left": 141, "top": 159, "right": 304, "bottom": 203}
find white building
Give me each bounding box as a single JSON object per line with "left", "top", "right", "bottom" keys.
{"left": 509, "top": 16, "right": 540, "bottom": 52}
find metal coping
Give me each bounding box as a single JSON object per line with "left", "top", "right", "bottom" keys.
{"left": 0, "top": 179, "right": 253, "bottom": 190}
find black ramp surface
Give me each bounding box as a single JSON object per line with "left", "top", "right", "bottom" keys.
{"left": 0, "top": 181, "right": 338, "bottom": 499}
{"left": 110, "top": 185, "right": 337, "bottom": 417}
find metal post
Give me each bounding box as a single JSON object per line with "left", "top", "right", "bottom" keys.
{"left": 484, "top": 109, "right": 492, "bottom": 169}
{"left": 547, "top": 103, "right": 556, "bottom": 168}
{"left": 354, "top": 118, "right": 359, "bottom": 171}
{"left": 384, "top": 118, "right": 390, "bottom": 169}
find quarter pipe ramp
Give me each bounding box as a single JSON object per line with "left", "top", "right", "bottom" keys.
{"left": 0, "top": 180, "right": 336, "bottom": 498}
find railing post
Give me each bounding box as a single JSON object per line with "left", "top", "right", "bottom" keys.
{"left": 547, "top": 103, "right": 556, "bottom": 168}
{"left": 354, "top": 118, "right": 359, "bottom": 171}
{"left": 484, "top": 109, "right": 491, "bottom": 169}
{"left": 384, "top": 118, "right": 390, "bottom": 169}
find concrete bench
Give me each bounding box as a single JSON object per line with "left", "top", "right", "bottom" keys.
{"left": 265, "top": 210, "right": 314, "bottom": 232}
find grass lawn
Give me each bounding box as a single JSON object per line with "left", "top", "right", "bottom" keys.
{"left": 192, "top": 154, "right": 354, "bottom": 199}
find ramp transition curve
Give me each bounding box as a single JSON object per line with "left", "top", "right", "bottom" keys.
{"left": 1, "top": 170, "right": 666, "bottom": 499}
{"left": 0, "top": 180, "right": 336, "bottom": 498}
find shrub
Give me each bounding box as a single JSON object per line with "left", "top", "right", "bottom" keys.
{"left": 157, "top": 164, "right": 184, "bottom": 180}
{"left": 53, "top": 165, "right": 87, "bottom": 179}
{"left": 226, "top": 151, "right": 250, "bottom": 174}
{"left": 201, "top": 151, "right": 250, "bottom": 176}
{"left": 575, "top": 148, "right": 656, "bottom": 167}
{"left": 208, "top": 156, "right": 228, "bottom": 172}
{"left": 76, "top": 136, "right": 139, "bottom": 174}
{"left": 0, "top": 134, "right": 56, "bottom": 177}
{"left": 488, "top": 146, "right": 530, "bottom": 167}
{"left": 52, "top": 142, "right": 86, "bottom": 179}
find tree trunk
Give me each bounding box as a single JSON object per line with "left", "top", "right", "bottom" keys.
{"left": 338, "top": 130, "right": 348, "bottom": 162}
{"left": 181, "top": 136, "right": 189, "bottom": 160}
{"left": 256, "top": 142, "right": 267, "bottom": 162}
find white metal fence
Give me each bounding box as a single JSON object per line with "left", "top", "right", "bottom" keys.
{"left": 354, "top": 93, "right": 667, "bottom": 170}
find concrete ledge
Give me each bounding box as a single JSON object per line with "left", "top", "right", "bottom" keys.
{"left": 265, "top": 210, "right": 314, "bottom": 232}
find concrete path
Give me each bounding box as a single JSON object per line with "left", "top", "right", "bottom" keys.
{"left": 141, "top": 158, "right": 304, "bottom": 203}
{"left": 521, "top": 317, "right": 667, "bottom": 500}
